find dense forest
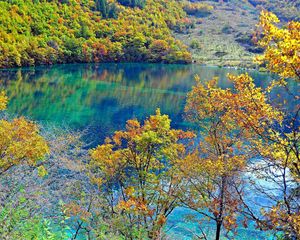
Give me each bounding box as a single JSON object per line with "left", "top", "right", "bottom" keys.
{"left": 0, "top": 0, "right": 300, "bottom": 239}
{"left": 0, "top": 0, "right": 192, "bottom": 68}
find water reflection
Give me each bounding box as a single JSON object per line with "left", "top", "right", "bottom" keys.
{"left": 0, "top": 63, "right": 292, "bottom": 144}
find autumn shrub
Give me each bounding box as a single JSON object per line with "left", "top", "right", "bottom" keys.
{"left": 183, "top": 2, "right": 214, "bottom": 17}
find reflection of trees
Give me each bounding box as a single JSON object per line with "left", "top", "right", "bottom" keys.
{"left": 0, "top": 63, "right": 288, "bottom": 138}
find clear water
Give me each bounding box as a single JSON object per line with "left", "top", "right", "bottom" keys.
{"left": 1, "top": 63, "right": 280, "bottom": 144}
{"left": 1, "top": 63, "right": 297, "bottom": 239}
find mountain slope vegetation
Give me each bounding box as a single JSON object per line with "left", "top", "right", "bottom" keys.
{"left": 0, "top": 0, "right": 191, "bottom": 68}
{"left": 0, "top": 0, "right": 299, "bottom": 68}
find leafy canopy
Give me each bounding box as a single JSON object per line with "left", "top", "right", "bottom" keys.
{"left": 255, "top": 11, "right": 300, "bottom": 81}
{"left": 89, "top": 109, "right": 194, "bottom": 238}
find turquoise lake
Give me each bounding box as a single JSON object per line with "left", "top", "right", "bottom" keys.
{"left": 1, "top": 63, "right": 281, "bottom": 144}
{"left": 1, "top": 63, "right": 298, "bottom": 239}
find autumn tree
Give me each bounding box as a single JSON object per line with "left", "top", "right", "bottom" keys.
{"left": 0, "top": 91, "right": 49, "bottom": 175}
{"left": 240, "top": 11, "right": 300, "bottom": 239}
{"left": 0, "top": 90, "right": 50, "bottom": 238}
{"left": 181, "top": 73, "right": 280, "bottom": 240}
{"left": 255, "top": 11, "right": 300, "bottom": 82}
{"left": 190, "top": 11, "right": 300, "bottom": 239}
{"left": 88, "top": 109, "right": 194, "bottom": 239}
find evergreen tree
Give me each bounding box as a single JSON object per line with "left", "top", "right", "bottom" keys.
{"left": 117, "top": 0, "right": 146, "bottom": 8}
{"left": 96, "top": 0, "right": 108, "bottom": 18}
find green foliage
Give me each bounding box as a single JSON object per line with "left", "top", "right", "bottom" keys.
{"left": 117, "top": 0, "right": 146, "bottom": 8}
{"left": 0, "top": 0, "right": 191, "bottom": 68}
{"left": 190, "top": 39, "right": 201, "bottom": 49}
{"left": 0, "top": 198, "right": 69, "bottom": 240}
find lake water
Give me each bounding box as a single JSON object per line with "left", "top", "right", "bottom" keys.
{"left": 1, "top": 63, "right": 297, "bottom": 239}
{"left": 1, "top": 63, "right": 279, "bottom": 144}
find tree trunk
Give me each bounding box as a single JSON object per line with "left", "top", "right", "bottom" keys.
{"left": 215, "top": 221, "right": 222, "bottom": 240}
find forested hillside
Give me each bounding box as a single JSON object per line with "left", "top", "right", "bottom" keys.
{"left": 0, "top": 0, "right": 192, "bottom": 68}
{"left": 0, "top": 0, "right": 299, "bottom": 68}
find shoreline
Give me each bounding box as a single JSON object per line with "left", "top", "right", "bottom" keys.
{"left": 0, "top": 60, "right": 263, "bottom": 73}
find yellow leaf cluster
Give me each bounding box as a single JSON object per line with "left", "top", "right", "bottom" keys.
{"left": 89, "top": 108, "right": 195, "bottom": 184}
{"left": 0, "top": 91, "right": 8, "bottom": 111}
{"left": 185, "top": 73, "right": 281, "bottom": 136}
{"left": 255, "top": 11, "right": 300, "bottom": 81}
{"left": 0, "top": 116, "right": 49, "bottom": 173}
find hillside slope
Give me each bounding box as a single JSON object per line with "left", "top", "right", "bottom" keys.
{"left": 176, "top": 0, "right": 300, "bottom": 67}
{"left": 0, "top": 0, "right": 299, "bottom": 68}
{"left": 0, "top": 0, "right": 191, "bottom": 68}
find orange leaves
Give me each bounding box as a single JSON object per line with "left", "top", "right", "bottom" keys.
{"left": 126, "top": 119, "right": 141, "bottom": 130}
{"left": 156, "top": 214, "right": 166, "bottom": 226}
{"left": 118, "top": 197, "right": 149, "bottom": 215}
{"left": 57, "top": 17, "right": 63, "bottom": 24}
{"left": 90, "top": 41, "right": 109, "bottom": 62}
{"left": 0, "top": 117, "right": 49, "bottom": 173}
{"left": 118, "top": 187, "right": 152, "bottom": 215}
{"left": 112, "top": 131, "right": 124, "bottom": 145}
{"left": 262, "top": 204, "right": 300, "bottom": 237}
{"left": 176, "top": 129, "right": 195, "bottom": 140}
{"left": 223, "top": 215, "right": 238, "bottom": 231}
{"left": 63, "top": 202, "right": 92, "bottom": 222}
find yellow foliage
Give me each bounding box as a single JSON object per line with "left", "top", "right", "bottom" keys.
{"left": 89, "top": 108, "right": 195, "bottom": 185}
{"left": 185, "top": 73, "right": 281, "bottom": 135}
{"left": 0, "top": 91, "right": 8, "bottom": 111}
{"left": 37, "top": 165, "right": 48, "bottom": 177}
{"left": 255, "top": 11, "right": 300, "bottom": 82}
{"left": 88, "top": 109, "right": 195, "bottom": 236}
{"left": 0, "top": 117, "right": 49, "bottom": 173}
{"left": 182, "top": 72, "right": 284, "bottom": 235}
{"left": 0, "top": 92, "right": 49, "bottom": 174}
